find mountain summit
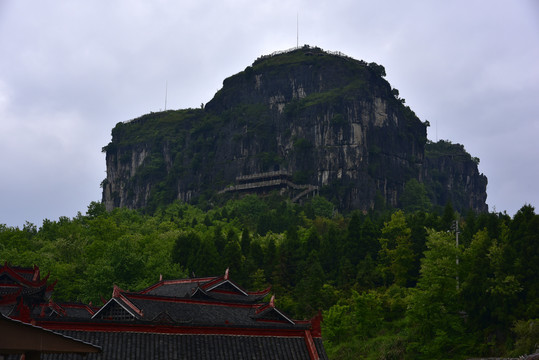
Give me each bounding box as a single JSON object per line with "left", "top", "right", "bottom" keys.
{"left": 102, "top": 45, "right": 487, "bottom": 213}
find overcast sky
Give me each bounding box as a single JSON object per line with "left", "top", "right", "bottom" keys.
{"left": 1, "top": 1, "right": 538, "bottom": 228}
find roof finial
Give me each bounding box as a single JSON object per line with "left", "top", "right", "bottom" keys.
{"left": 33, "top": 264, "right": 40, "bottom": 281}
{"left": 112, "top": 284, "right": 121, "bottom": 298}
{"left": 269, "top": 295, "right": 275, "bottom": 308}
{"left": 159, "top": 274, "right": 163, "bottom": 282}
{"left": 224, "top": 268, "right": 229, "bottom": 280}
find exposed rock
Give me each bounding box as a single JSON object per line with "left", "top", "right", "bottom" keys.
{"left": 101, "top": 46, "right": 488, "bottom": 213}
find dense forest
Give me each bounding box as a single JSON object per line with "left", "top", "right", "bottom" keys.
{"left": 1, "top": 195, "right": 538, "bottom": 359}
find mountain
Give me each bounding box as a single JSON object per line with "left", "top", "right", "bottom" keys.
{"left": 101, "top": 45, "right": 488, "bottom": 213}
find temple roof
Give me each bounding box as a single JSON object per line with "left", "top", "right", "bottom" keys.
{"left": 0, "top": 263, "right": 52, "bottom": 288}
{"left": 34, "top": 301, "right": 98, "bottom": 319}
{"left": 83, "top": 269, "right": 302, "bottom": 331}
{"left": 0, "top": 263, "right": 55, "bottom": 309}
{"left": 11, "top": 330, "right": 329, "bottom": 360}
{"left": 1, "top": 265, "right": 328, "bottom": 359}
{"left": 92, "top": 287, "right": 301, "bottom": 329}
{"left": 140, "top": 269, "right": 271, "bottom": 303}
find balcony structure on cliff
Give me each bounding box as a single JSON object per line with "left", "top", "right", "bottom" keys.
{"left": 219, "top": 170, "right": 319, "bottom": 203}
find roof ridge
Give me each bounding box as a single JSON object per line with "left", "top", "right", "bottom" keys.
{"left": 123, "top": 292, "right": 261, "bottom": 309}
{"left": 113, "top": 285, "right": 144, "bottom": 317}
{"left": 246, "top": 285, "right": 272, "bottom": 297}
{"left": 0, "top": 263, "right": 51, "bottom": 288}
{"left": 252, "top": 296, "right": 295, "bottom": 325}
{"left": 139, "top": 276, "right": 217, "bottom": 294}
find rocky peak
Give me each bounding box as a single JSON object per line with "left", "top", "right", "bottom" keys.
{"left": 101, "top": 46, "right": 487, "bottom": 213}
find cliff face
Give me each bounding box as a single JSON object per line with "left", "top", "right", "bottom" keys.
{"left": 101, "top": 46, "right": 488, "bottom": 213}
{"left": 423, "top": 141, "right": 488, "bottom": 212}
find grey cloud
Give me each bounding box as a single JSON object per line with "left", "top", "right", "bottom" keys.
{"left": 1, "top": 0, "right": 537, "bottom": 227}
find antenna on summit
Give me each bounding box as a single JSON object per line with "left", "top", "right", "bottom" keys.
{"left": 296, "top": 12, "right": 299, "bottom": 48}
{"left": 164, "top": 80, "right": 168, "bottom": 111}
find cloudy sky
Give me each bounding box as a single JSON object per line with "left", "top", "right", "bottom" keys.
{"left": 1, "top": 1, "right": 538, "bottom": 228}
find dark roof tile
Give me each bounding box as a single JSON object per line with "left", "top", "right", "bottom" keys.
{"left": 35, "top": 330, "right": 318, "bottom": 360}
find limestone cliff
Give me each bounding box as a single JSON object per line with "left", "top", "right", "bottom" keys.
{"left": 101, "top": 46, "right": 488, "bottom": 213}
{"left": 423, "top": 140, "right": 488, "bottom": 212}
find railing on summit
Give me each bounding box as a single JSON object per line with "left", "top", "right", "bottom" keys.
{"left": 254, "top": 45, "right": 354, "bottom": 64}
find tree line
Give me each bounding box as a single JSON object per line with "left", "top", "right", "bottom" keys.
{"left": 1, "top": 194, "right": 538, "bottom": 359}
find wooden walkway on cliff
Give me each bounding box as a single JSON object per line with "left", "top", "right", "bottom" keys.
{"left": 219, "top": 170, "right": 319, "bottom": 203}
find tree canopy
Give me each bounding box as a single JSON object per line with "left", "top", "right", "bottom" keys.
{"left": 1, "top": 197, "right": 538, "bottom": 359}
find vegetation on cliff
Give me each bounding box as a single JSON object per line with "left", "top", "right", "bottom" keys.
{"left": 2, "top": 197, "right": 538, "bottom": 359}
{"left": 101, "top": 46, "right": 487, "bottom": 214}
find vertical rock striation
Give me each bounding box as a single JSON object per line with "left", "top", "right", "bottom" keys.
{"left": 101, "top": 46, "right": 488, "bottom": 213}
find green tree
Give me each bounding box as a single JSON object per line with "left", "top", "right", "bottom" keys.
{"left": 171, "top": 231, "right": 202, "bottom": 271}
{"left": 511, "top": 319, "right": 539, "bottom": 357}
{"left": 323, "top": 303, "right": 355, "bottom": 349}
{"left": 140, "top": 231, "right": 185, "bottom": 287}
{"left": 343, "top": 212, "right": 362, "bottom": 265}
{"left": 377, "top": 211, "right": 415, "bottom": 287}
{"left": 400, "top": 179, "right": 431, "bottom": 213}
{"left": 440, "top": 202, "right": 456, "bottom": 231}
{"left": 406, "top": 230, "right": 465, "bottom": 358}
{"left": 192, "top": 238, "right": 221, "bottom": 277}
{"left": 320, "top": 223, "right": 343, "bottom": 277}
{"left": 223, "top": 235, "right": 243, "bottom": 277}
{"left": 86, "top": 201, "right": 107, "bottom": 219}
{"left": 240, "top": 228, "right": 251, "bottom": 255}
{"left": 249, "top": 268, "right": 268, "bottom": 292}
{"left": 460, "top": 229, "right": 495, "bottom": 334}
{"left": 275, "top": 227, "right": 303, "bottom": 288}
{"left": 509, "top": 205, "right": 539, "bottom": 319}
{"left": 295, "top": 250, "right": 325, "bottom": 317}
{"left": 337, "top": 257, "right": 355, "bottom": 288}
{"left": 264, "top": 237, "right": 277, "bottom": 283}
{"left": 486, "top": 230, "right": 522, "bottom": 328}
{"left": 360, "top": 216, "right": 379, "bottom": 259}
{"left": 109, "top": 235, "right": 144, "bottom": 290}
{"left": 212, "top": 226, "right": 226, "bottom": 254}
{"left": 304, "top": 227, "right": 320, "bottom": 252}
{"left": 310, "top": 196, "right": 334, "bottom": 218}
{"left": 248, "top": 241, "right": 264, "bottom": 268}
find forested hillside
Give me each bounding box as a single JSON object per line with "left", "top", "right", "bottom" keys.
{"left": 1, "top": 196, "right": 538, "bottom": 359}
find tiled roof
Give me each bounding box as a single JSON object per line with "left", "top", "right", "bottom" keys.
{"left": 141, "top": 273, "right": 271, "bottom": 304}
{"left": 29, "top": 330, "right": 329, "bottom": 360}
{"left": 140, "top": 277, "right": 215, "bottom": 297}
{"left": 2, "top": 266, "right": 329, "bottom": 359}
{"left": 0, "top": 263, "right": 50, "bottom": 287}
{"left": 34, "top": 301, "right": 97, "bottom": 319}
{"left": 0, "top": 263, "right": 39, "bottom": 282}
{"left": 93, "top": 292, "right": 304, "bottom": 329}
{"left": 0, "top": 263, "right": 56, "bottom": 316}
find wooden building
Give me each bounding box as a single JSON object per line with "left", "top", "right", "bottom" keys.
{"left": 0, "top": 314, "right": 100, "bottom": 360}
